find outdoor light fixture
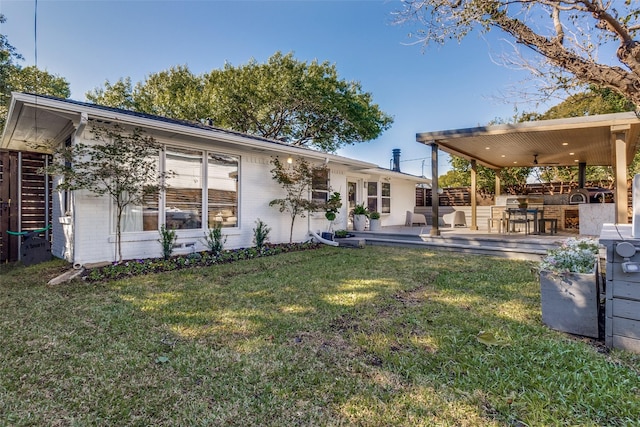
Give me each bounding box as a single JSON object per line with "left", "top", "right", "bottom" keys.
{"left": 287, "top": 157, "right": 293, "bottom": 164}
{"left": 616, "top": 242, "right": 640, "bottom": 273}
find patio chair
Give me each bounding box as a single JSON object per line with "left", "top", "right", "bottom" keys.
{"left": 442, "top": 210, "right": 467, "bottom": 228}
{"left": 405, "top": 210, "right": 427, "bottom": 226}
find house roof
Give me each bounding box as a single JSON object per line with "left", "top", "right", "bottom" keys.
{"left": 1, "top": 93, "right": 429, "bottom": 184}
{"left": 416, "top": 112, "right": 640, "bottom": 169}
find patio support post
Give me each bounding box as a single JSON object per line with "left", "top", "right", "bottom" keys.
{"left": 612, "top": 126, "right": 630, "bottom": 224}
{"left": 470, "top": 159, "right": 478, "bottom": 230}
{"left": 430, "top": 143, "right": 440, "bottom": 236}
{"left": 578, "top": 162, "right": 586, "bottom": 188}
{"left": 495, "top": 169, "right": 501, "bottom": 197}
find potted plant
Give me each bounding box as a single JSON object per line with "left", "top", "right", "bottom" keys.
{"left": 369, "top": 211, "right": 381, "bottom": 231}
{"left": 323, "top": 191, "right": 342, "bottom": 240}
{"left": 538, "top": 237, "right": 600, "bottom": 338}
{"left": 352, "top": 203, "right": 369, "bottom": 231}
{"left": 334, "top": 229, "right": 351, "bottom": 238}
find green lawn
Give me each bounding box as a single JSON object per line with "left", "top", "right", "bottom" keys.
{"left": 1, "top": 246, "right": 639, "bottom": 426}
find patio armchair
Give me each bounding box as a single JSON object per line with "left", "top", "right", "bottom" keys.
{"left": 405, "top": 211, "right": 427, "bottom": 227}
{"left": 442, "top": 210, "right": 467, "bottom": 228}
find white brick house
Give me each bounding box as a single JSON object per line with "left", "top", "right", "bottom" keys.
{"left": 1, "top": 93, "right": 430, "bottom": 266}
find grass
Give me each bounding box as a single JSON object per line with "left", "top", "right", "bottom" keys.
{"left": 1, "top": 246, "right": 639, "bottom": 426}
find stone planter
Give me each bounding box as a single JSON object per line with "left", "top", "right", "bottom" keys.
{"left": 353, "top": 214, "right": 367, "bottom": 231}
{"left": 539, "top": 266, "right": 599, "bottom": 338}
{"left": 369, "top": 218, "right": 381, "bottom": 232}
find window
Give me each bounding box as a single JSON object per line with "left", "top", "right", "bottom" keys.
{"left": 165, "top": 148, "right": 203, "bottom": 230}
{"left": 348, "top": 181, "right": 357, "bottom": 210}
{"left": 207, "top": 153, "right": 239, "bottom": 228}
{"left": 311, "top": 167, "right": 330, "bottom": 204}
{"left": 367, "top": 182, "right": 378, "bottom": 212}
{"left": 116, "top": 147, "right": 241, "bottom": 233}
{"left": 381, "top": 182, "right": 391, "bottom": 214}
{"left": 117, "top": 156, "right": 160, "bottom": 233}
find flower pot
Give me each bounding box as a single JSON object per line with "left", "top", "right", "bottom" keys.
{"left": 539, "top": 266, "right": 599, "bottom": 338}
{"left": 353, "top": 214, "right": 367, "bottom": 231}
{"left": 369, "top": 218, "right": 381, "bottom": 232}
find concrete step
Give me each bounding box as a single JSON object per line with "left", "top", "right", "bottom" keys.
{"left": 348, "top": 231, "right": 564, "bottom": 261}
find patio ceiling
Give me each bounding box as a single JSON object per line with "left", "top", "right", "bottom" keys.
{"left": 416, "top": 112, "right": 640, "bottom": 170}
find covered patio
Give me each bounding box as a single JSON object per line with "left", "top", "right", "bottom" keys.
{"left": 415, "top": 112, "right": 640, "bottom": 236}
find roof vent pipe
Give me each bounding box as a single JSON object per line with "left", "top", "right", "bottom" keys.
{"left": 392, "top": 148, "right": 401, "bottom": 172}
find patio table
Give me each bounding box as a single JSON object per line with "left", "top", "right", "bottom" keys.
{"left": 507, "top": 208, "right": 541, "bottom": 234}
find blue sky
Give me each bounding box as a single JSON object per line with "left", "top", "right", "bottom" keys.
{"left": 0, "top": 0, "right": 545, "bottom": 177}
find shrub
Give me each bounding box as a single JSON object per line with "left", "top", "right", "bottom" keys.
{"left": 84, "top": 242, "right": 321, "bottom": 282}
{"left": 353, "top": 203, "right": 369, "bottom": 216}
{"left": 159, "top": 224, "right": 177, "bottom": 260}
{"left": 203, "top": 223, "right": 227, "bottom": 255}
{"left": 253, "top": 218, "right": 271, "bottom": 249}
{"left": 539, "top": 237, "right": 599, "bottom": 274}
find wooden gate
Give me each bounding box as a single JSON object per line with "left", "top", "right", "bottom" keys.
{"left": 0, "top": 150, "right": 52, "bottom": 263}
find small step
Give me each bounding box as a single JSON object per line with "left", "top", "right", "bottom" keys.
{"left": 347, "top": 231, "right": 562, "bottom": 261}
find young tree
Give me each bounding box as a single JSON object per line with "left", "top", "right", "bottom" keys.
{"left": 395, "top": 1, "right": 640, "bottom": 107}
{"left": 44, "top": 125, "right": 170, "bottom": 263}
{"left": 269, "top": 157, "right": 326, "bottom": 243}
{"left": 86, "top": 52, "right": 393, "bottom": 152}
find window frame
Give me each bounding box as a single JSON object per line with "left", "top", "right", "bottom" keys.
{"left": 114, "top": 146, "right": 241, "bottom": 234}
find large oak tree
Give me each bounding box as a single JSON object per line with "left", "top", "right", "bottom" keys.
{"left": 87, "top": 52, "right": 393, "bottom": 152}
{"left": 395, "top": 0, "right": 640, "bottom": 107}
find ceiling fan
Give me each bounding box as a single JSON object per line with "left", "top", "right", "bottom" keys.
{"left": 532, "top": 154, "right": 559, "bottom": 166}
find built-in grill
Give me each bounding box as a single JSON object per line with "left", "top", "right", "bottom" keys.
{"left": 505, "top": 196, "right": 544, "bottom": 208}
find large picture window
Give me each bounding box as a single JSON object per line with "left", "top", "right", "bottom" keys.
{"left": 207, "top": 153, "right": 239, "bottom": 228}
{"left": 117, "top": 155, "right": 160, "bottom": 233}
{"left": 115, "top": 146, "right": 240, "bottom": 233}
{"left": 165, "top": 148, "right": 203, "bottom": 230}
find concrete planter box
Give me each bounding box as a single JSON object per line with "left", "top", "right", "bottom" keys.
{"left": 540, "top": 267, "right": 599, "bottom": 338}
{"left": 353, "top": 214, "right": 367, "bottom": 231}
{"left": 369, "top": 219, "right": 381, "bottom": 231}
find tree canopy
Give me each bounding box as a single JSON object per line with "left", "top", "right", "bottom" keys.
{"left": 395, "top": 1, "right": 640, "bottom": 108}
{"left": 86, "top": 52, "right": 393, "bottom": 152}
{"left": 0, "top": 14, "right": 70, "bottom": 133}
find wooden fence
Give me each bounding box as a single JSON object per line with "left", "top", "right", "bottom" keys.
{"left": 0, "top": 150, "right": 52, "bottom": 263}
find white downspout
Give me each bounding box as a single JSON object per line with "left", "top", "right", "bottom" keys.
{"left": 70, "top": 112, "right": 88, "bottom": 265}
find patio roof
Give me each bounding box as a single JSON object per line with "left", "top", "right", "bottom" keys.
{"left": 416, "top": 112, "right": 640, "bottom": 169}
{"left": 416, "top": 112, "right": 640, "bottom": 233}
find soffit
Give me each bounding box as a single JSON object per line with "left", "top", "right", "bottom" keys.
{"left": 416, "top": 112, "right": 640, "bottom": 169}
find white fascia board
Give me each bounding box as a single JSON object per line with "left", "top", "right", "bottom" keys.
{"left": 358, "top": 167, "right": 432, "bottom": 183}
{"left": 416, "top": 111, "right": 640, "bottom": 142}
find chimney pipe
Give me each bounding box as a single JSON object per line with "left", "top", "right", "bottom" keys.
{"left": 392, "top": 149, "right": 401, "bottom": 172}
